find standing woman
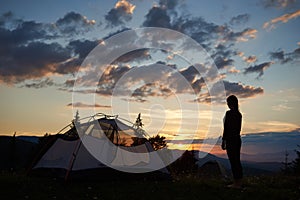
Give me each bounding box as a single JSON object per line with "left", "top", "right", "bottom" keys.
{"left": 222, "top": 95, "right": 243, "bottom": 188}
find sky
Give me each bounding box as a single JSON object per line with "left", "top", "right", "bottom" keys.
{"left": 0, "top": 0, "right": 299, "bottom": 154}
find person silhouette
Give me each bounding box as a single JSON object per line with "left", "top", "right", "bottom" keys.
{"left": 221, "top": 95, "right": 243, "bottom": 188}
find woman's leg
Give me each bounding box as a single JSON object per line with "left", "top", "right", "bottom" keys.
{"left": 226, "top": 138, "right": 243, "bottom": 184}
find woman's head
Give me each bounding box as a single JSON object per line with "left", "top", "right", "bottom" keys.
{"left": 227, "top": 95, "right": 239, "bottom": 110}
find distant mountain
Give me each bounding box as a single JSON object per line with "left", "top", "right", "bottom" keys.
{"left": 241, "top": 150, "right": 296, "bottom": 163}
{"left": 17, "top": 136, "right": 40, "bottom": 144}
{"left": 194, "top": 150, "right": 282, "bottom": 175}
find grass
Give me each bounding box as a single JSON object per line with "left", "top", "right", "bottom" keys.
{"left": 0, "top": 172, "right": 299, "bottom": 200}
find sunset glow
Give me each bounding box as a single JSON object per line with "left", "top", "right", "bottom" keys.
{"left": 0, "top": 1, "right": 299, "bottom": 157}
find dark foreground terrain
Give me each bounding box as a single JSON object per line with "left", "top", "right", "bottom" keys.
{"left": 0, "top": 172, "right": 299, "bottom": 200}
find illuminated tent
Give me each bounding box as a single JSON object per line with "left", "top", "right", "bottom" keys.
{"left": 31, "top": 113, "right": 169, "bottom": 180}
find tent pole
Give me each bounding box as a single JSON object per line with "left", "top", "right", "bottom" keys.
{"left": 64, "top": 138, "right": 82, "bottom": 181}
{"left": 64, "top": 121, "right": 91, "bottom": 181}
{"left": 26, "top": 135, "right": 57, "bottom": 176}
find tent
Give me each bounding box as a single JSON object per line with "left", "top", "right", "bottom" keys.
{"left": 195, "top": 152, "right": 228, "bottom": 178}
{"left": 30, "top": 113, "right": 169, "bottom": 180}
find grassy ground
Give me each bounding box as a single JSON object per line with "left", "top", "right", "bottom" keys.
{"left": 0, "top": 172, "right": 299, "bottom": 200}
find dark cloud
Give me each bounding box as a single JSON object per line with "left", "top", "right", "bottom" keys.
{"left": 143, "top": 6, "right": 171, "bottom": 28}
{"left": 222, "top": 28, "right": 257, "bottom": 42}
{"left": 214, "top": 56, "right": 235, "bottom": 69}
{"left": 224, "top": 80, "right": 264, "bottom": 98}
{"left": 58, "top": 39, "right": 105, "bottom": 75}
{"left": 113, "top": 49, "right": 151, "bottom": 64}
{"left": 132, "top": 82, "right": 173, "bottom": 101}
{"left": 178, "top": 65, "right": 199, "bottom": 83}
{"left": 229, "top": 14, "right": 250, "bottom": 26}
{"left": 0, "top": 11, "right": 96, "bottom": 48}
{"left": 75, "top": 63, "right": 205, "bottom": 100}
{"left": 0, "top": 41, "right": 71, "bottom": 84}
{"left": 269, "top": 47, "right": 300, "bottom": 64}
{"left": 210, "top": 44, "right": 238, "bottom": 72}
{"left": 68, "top": 39, "right": 99, "bottom": 59}
{"left": 63, "top": 79, "right": 75, "bottom": 88}
{"left": 66, "top": 102, "right": 111, "bottom": 108}
{"left": 0, "top": 21, "right": 54, "bottom": 50}
{"left": 159, "top": 0, "right": 181, "bottom": 10}
{"left": 102, "top": 27, "right": 132, "bottom": 40}
{"left": 0, "top": 11, "right": 13, "bottom": 27}
{"left": 173, "top": 16, "right": 221, "bottom": 45}
{"left": 142, "top": 3, "right": 257, "bottom": 75}
{"left": 56, "top": 11, "right": 96, "bottom": 35}
{"left": 142, "top": 0, "right": 183, "bottom": 28}
{"left": 244, "top": 62, "right": 273, "bottom": 78}
{"left": 96, "top": 65, "right": 131, "bottom": 96}
{"left": 0, "top": 11, "right": 102, "bottom": 85}
{"left": 194, "top": 80, "right": 264, "bottom": 103}
{"left": 20, "top": 78, "right": 54, "bottom": 89}
{"left": 262, "top": 0, "right": 297, "bottom": 8}
{"left": 191, "top": 78, "right": 205, "bottom": 94}
{"left": 105, "top": 0, "right": 136, "bottom": 27}
{"left": 0, "top": 24, "right": 102, "bottom": 84}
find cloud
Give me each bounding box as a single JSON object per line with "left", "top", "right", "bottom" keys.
{"left": 68, "top": 39, "right": 99, "bottom": 58}
{"left": 159, "top": 0, "right": 181, "bottom": 10}
{"left": 194, "top": 80, "right": 263, "bottom": 103}
{"left": 223, "top": 28, "right": 257, "bottom": 42}
{"left": 0, "top": 11, "right": 97, "bottom": 43}
{"left": 263, "top": 9, "right": 300, "bottom": 30}
{"left": 0, "top": 41, "right": 71, "bottom": 84}
{"left": 0, "top": 19, "right": 54, "bottom": 48}
{"left": 0, "top": 11, "right": 13, "bottom": 27}
{"left": 269, "top": 47, "right": 300, "bottom": 64}
{"left": 105, "top": 0, "right": 136, "bottom": 27}
{"left": 20, "top": 78, "right": 54, "bottom": 89}
{"left": 214, "top": 56, "right": 235, "bottom": 69}
{"left": 244, "top": 62, "right": 273, "bottom": 78}
{"left": 229, "top": 14, "right": 250, "bottom": 26}
{"left": 272, "top": 101, "right": 292, "bottom": 111}
{"left": 74, "top": 62, "right": 209, "bottom": 102}
{"left": 173, "top": 16, "right": 221, "bottom": 45}
{"left": 0, "top": 12, "right": 102, "bottom": 85}
{"left": 143, "top": 6, "right": 171, "bottom": 28}
{"left": 63, "top": 79, "right": 75, "bottom": 88}
{"left": 211, "top": 44, "right": 236, "bottom": 69}
{"left": 66, "top": 102, "right": 111, "bottom": 108}
{"left": 132, "top": 82, "right": 173, "bottom": 101}
{"left": 223, "top": 81, "right": 264, "bottom": 98}
{"left": 142, "top": 0, "right": 182, "bottom": 28}
{"left": 255, "top": 121, "right": 299, "bottom": 133}
{"left": 243, "top": 55, "right": 257, "bottom": 63}
{"left": 227, "top": 67, "right": 240, "bottom": 74}
{"left": 113, "top": 49, "right": 151, "bottom": 64}
{"left": 141, "top": 0, "right": 258, "bottom": 89}
{"left": 96, "top": 64, "right": 132, "bottom": 96}
{"left": 262, "top": 0, "right": 297, "bottom": 9}
{"left": 55, "top": 11, "right": 96, "bottom": 35}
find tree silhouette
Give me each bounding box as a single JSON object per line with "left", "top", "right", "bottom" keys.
{"left": 291, "top": 145, "right": 300, "bottom": 175}
{"left": 131, "top": 137, "right": 148, "bottom": 146}
{"left": 281, "top": 150, "right": 292, "bottom": 174}
{"left": 148, "top": 134, "right": 167, "bottom": 150}
{"left": 72, "top": 110, "right": 80, "bottom": 127}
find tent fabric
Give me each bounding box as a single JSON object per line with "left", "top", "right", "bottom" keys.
{"left": 33, "top": 138, "right": 107, "bottom": 170}
{"left": 34, "top": 136, "right": 169, "bottom": 173}
{"left": 33, "top": 116, "right": 170, "bottom": 177}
